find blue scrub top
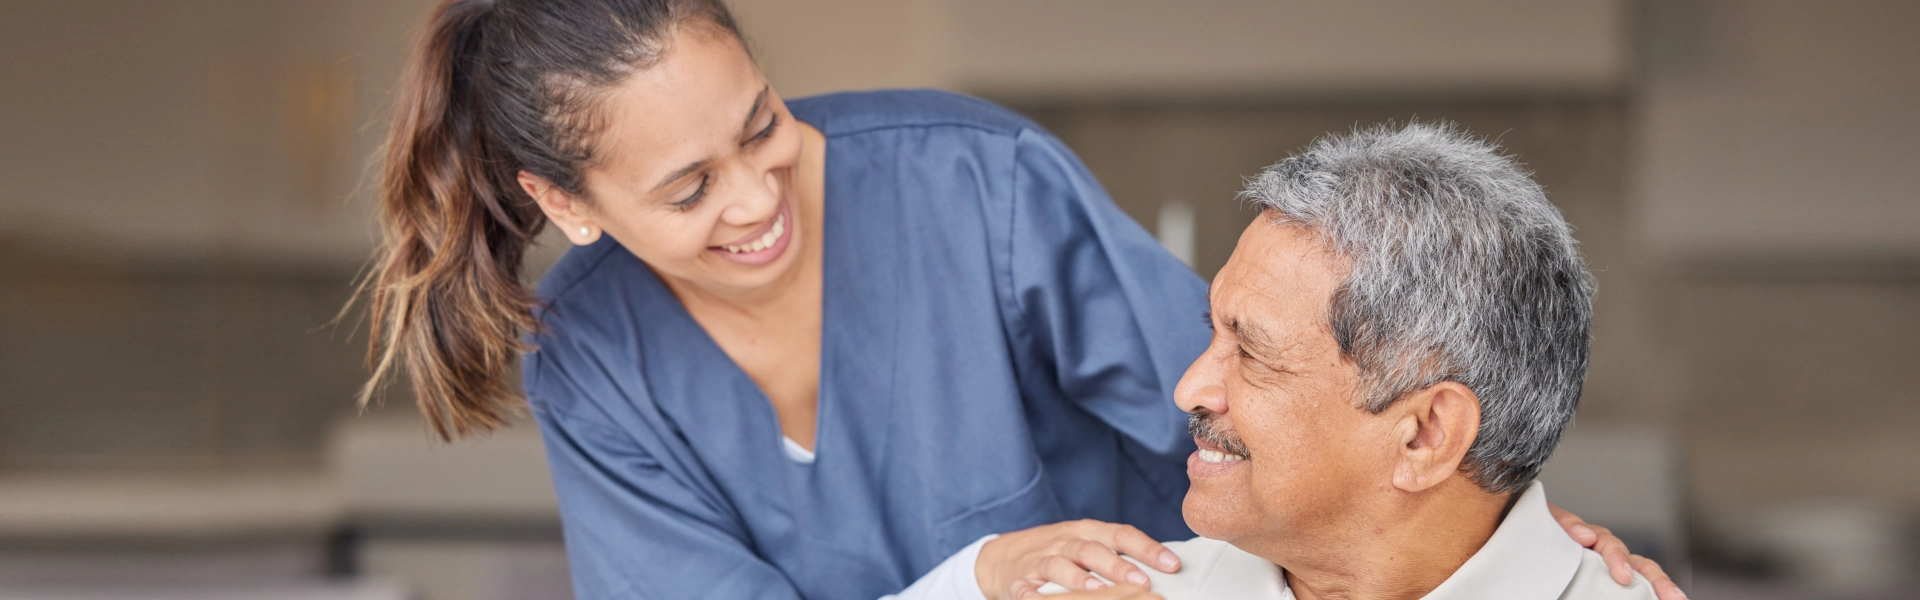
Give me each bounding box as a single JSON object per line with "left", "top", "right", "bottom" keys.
{"left": 523, "top": 90, "right": 1210, "bottom": 600}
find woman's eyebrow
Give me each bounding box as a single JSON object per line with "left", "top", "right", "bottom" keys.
{"left": 651, "top": 158, "right": 710, "bottom": 192}
{"left": 739, "top": 85, "right": 769, "bottom": 132}
{"left": 649, "top": 86, "right": 771, "bottom": 192}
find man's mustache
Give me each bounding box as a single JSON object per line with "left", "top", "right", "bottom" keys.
{"left": 1188, "top": 412, "right": 1252, "bottom": 458}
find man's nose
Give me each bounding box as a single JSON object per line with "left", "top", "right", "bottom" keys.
{"left": 1174, "top": 345, "right": 1229, "bottom": 416}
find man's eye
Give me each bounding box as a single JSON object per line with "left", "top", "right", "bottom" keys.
{"left": 673, "top": 175, "right": 709, "bottom": 211}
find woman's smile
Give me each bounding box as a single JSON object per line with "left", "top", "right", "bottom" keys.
{"left": 710, "top": 197, "right": 794, "bottom": 267}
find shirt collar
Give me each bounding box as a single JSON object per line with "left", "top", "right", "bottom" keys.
{"left": 1193, "top": 481, "right": 1584, "bottom": 599}
{"left": 1417, "top": 480, "right": 1585, "bottom": 599}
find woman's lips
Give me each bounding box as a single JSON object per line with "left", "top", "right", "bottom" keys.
{"left": 709, "top": 201, "right": 793, "bottom": 267}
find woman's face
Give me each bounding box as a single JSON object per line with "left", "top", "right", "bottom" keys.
{"left": 540, "top": 26, "right": 808, "bottom": 296}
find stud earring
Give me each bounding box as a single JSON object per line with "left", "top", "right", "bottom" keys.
{"left": 579, "top": 226, "right": 591, "bottom": 237}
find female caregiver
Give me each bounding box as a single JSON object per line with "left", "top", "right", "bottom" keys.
{"left": 358, "top": 1, "right": 1679, "bottom": 599}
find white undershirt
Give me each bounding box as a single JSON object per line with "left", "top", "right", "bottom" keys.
{"left": 782, "top": 436, "right": 816, "bottom": 463}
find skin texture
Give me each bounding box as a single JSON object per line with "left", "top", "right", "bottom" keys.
{"left": 509, "top": 24, "right": 1682, "bottom": 600}
{"left": 1174, "top": 216, "right": 1686, "bottom": 600}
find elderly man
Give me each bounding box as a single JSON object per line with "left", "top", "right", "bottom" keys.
{"left": 1049, "top": 123, "right": 1657, "bottom": 600}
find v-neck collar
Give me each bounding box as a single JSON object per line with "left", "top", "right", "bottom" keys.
{"left": 626, "top": 117, "right": 899, "bottom": 485}
{"left": 631, "top": 243, "right": 832, "bottom": 474}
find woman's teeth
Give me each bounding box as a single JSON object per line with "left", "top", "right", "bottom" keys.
{"left": 721, "top": 212, "right": 785, "bottom": 253}
{"left": 1198, "top": 449, "right": 1246, "bottom": 463}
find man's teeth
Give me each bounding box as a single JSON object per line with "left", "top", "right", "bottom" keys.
{"left": 722, "top": 212, "right": 785, "bottom": 253}
{"left": 1198, "top": 449, "right": 1246, "bottom": 463}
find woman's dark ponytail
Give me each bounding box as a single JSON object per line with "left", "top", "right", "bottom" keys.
{"left": 360, "top": 0, "right": 741, "bottom": 439}
{"left": 360, "top": 0, "right": 540, "bottom": 440}
{"left": 360, "top": 0, "right": 743, "bottom": 439}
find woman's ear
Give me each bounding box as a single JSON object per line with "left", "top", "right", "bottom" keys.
{"left": 1389, "top": 381, "right": 1483, "bottom": 493}
{"left": 518, "top": 171, "right": 601, "bottom": 245}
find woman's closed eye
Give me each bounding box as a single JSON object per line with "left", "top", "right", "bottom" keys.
{"left": 671, "top": 112, "right": 777, "bottom": 212}
{"left": 673, "top": 173, "right": 710, "bottom": 211}
{"left": 747, "top": 112, "right": 780, "bottom": 145}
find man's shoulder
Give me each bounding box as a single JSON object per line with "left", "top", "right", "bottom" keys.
{"left": 1147, "top": 537, "right": 1290, "bottom": 599}
{"left": 1040, "top": 537, "right": 1288, "bottom": 598}
{"left": 1559, "top": 549, "right": 1658, "bottom": 600}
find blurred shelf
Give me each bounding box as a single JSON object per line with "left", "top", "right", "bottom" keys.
{"left": 0, "top": 471, "right": 340, "bottom": 541}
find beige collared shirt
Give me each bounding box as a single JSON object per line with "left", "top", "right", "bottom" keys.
{"left": 1045, "top": 482, "right": 1654, "bottom": 599}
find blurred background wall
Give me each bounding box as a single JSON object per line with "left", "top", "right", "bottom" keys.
{"left": 0, "top": 1, "right": 1914, "bottom": 598}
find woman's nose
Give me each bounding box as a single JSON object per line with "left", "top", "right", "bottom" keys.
{"left": 719, "top": 166, "right": 783, "bottom": 225}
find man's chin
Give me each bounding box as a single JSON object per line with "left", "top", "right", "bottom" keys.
{"left": 1180, "top": 489, "right": 1255, "bottom": 542}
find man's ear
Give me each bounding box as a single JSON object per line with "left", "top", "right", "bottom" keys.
{"left": 518, "top": 170, "right": 601, "bottom": 246}
{"left": 1389, "top": 381, "right": 1482, "bottom": 493}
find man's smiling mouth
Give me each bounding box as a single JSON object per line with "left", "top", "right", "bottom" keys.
{"left": 1189, "top": 412, "right": 1252, "bottom": 461}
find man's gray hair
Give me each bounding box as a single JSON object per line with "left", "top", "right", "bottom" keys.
{"left": 1240, "top": 122, "right": 1594, "bottom": 494}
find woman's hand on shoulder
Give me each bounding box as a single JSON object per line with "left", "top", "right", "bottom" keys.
{"left": 1550, "top": 503, "right": 1688, "bottom": 600}
{"left": 975, "top": 519, "right": 1179, "bottom": 600}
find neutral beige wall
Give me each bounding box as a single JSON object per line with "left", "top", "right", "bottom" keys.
{"left": 743, "top": 0, "right": 1630, "bottom": 100}
{"left": 1634, "top": 0, "right": 1920, "bottom": 263}
{"left": 1628, "top": 0, "right": 1920, "bottom": 539}
{"left": 949, "top": 0, "right": 1628, "bottom": 100}
{"left": 0, "top": 0, "right": 430, "bottom": 266}
{"left": 730, "top": 0, "right": 952, "bottom": 98}
{"left": 0, "top": 0, "right": 1630, "bottom": 265}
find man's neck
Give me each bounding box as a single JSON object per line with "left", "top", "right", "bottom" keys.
{"left": 1252, "top": 478, "right": 1509, "bottom": 600}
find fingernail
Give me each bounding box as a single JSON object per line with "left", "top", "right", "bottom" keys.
{"left": 1573, "top": 525, "right": 1595, "bottom": 540}
{"left": 1127, "top": 572, "right": 1150, "bottom": 586}
{"left": 1085, "top": 579, "right": 1107, "bottom": 591}
{"left": 1158, "top": 552, "right": 1180, "bottom": 571}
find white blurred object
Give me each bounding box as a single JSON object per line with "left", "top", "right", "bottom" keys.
{"left": 1156, "top": 199, "right": 1196, "bottom": 268}
{"left": 0, "top": 472, "right": 338, "bottom": 539}
{"left": 1757, "top": 502, "right": 1911, "bottom": 594}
